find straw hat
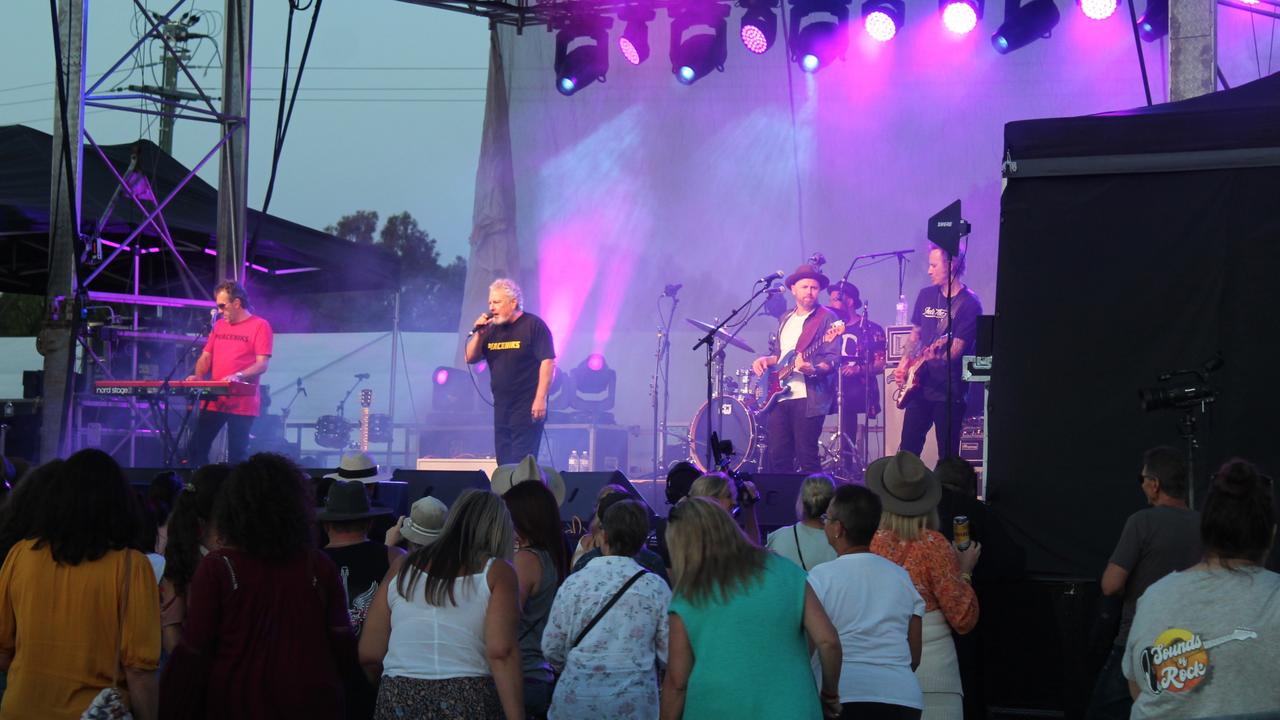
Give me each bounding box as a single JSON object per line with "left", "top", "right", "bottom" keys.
{"left": 490, "top": 455, "right": 566, "bottom": 506}
{"left": 323, "top": 451, "right": 394, "bottom": 484}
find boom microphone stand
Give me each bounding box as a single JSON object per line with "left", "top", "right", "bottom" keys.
{"left": 693, "top": 281, "right": 776, "bottom": 470}
{"left": 652, "top": 287, "right": 680, "bottom": 481}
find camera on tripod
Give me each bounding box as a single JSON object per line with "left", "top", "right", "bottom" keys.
{"left": 1138, "top": 356, "right": 1222, "bottom": 413}
{"left": 710, "top": 432, "right": 757, "bottom": 508}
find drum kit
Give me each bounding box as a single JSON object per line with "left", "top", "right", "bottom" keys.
{"left": 313, "top": 373, "right": 392, "bottom": 449}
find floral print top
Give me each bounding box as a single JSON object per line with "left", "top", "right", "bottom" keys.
{"left": 541, "top": 555, "right": 671, "bottom": 719}
{"left": 871, "top": 528, "right": 979, "bottom": 634}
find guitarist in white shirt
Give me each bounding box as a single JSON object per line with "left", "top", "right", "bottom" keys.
{"left": 751, "top": 264, "right": 843, "bottom": 473}
{"left": 891, "top": 245, "right": 982, "bottom": 460}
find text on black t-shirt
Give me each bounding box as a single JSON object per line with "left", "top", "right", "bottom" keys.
{"left": 481, "top": 312, "right": 556, "bottom": 407}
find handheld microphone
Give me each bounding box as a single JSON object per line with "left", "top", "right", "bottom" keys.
{"left": 765, "top": 287, "right": 785, "bottom": 295}
{"left": 354, "top": 373, "right": 370, "bottom": 380}
{"left": 758, "top": 270, "right": 784, "bottom": 284}
{"left": 468, "top": 312, "right": 495, "bottom": 336}
{"left": 663, "top": 283, "right": 683, "bottom": 298}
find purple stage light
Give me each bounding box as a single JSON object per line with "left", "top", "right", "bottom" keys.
{"left": 864, "top": 10, "right": 899, "bottom": 41}
{"left": 619, "top": 37, "right": 643, "bottom": 65}
{"left": 434, "top": 368, "right": 450, "bottom": 385}
{"left": 586, "top": 353, "right": 606, "bottom": 372}
{"left": 1078, "top": 0, "right": 1117, "bottom": 19}
{"left": 942, "top": 1, "right": 979, "bottom": 33}
{"left": 741, "top": 23, "right": 771, "bottom": 53}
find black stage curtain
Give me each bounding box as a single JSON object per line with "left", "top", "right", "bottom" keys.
{"left": 989, "top": 165, "right": 1280, "bottom": 579}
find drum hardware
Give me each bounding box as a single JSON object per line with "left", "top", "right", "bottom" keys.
{"left": 314, "top": 373, "right": 370, "bottom": 450}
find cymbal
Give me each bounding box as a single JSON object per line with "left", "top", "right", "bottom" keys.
{"left": 686, "top": 318, "right": 755, "bottom": 353}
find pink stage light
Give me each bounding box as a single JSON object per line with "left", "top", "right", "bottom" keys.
{"left": 434, "top": 368, "right": 450, "bottom": 385}
{"left": 942, "top": 1, "right": 980, "bottom": 33}
{"left": 864, "top": 10, "right": 899, "bottom": 42}
{"left": 586, "top": 353, "right": 606, "bottom": 371}
{"left": 741, "top": 24, "right": 771, "bottom": 54}
{"left": 619, "top": 37, "right": 643, "bottom": 65}
{"left": 1078, "top": 0, "right": 1118, "bottom": 19}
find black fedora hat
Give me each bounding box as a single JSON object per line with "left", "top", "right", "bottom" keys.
{"left": 317, "top": 480, "right": 393, "bottom": 522}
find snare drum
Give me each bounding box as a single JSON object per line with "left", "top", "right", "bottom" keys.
{"left": 688, "top": 395, "right": 759, "bottom": 473}
{"left": 314, "top": 415, "right": 352, "bottom": 449}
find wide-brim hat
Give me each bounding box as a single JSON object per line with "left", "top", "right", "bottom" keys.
{"left": 400, "top": 496, "right": 449, "bottom": 546}
{"left": 323, "top": 451, "right": 395, "bottom": 484}
{"left": 317, "top": 479, "right": 393, "bottom": 522}
{"left": 490, "top": 455, "right": 566, "bottom": 506}
{"left": 866, "top": 451, "right": 942, "bottom": 517}
{"left": 785, "top": 263, "right": 830, "bottom": 290}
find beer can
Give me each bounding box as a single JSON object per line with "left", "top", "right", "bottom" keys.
{"left": 953, "top": 515, "right": 971, "bottom": 551}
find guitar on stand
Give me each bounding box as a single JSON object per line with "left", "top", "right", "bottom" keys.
{"left": 757, "top": 321, "right": 845, "bottom": 417}
{"left": 358, "top": 388, "right": 373, "bottom": 452}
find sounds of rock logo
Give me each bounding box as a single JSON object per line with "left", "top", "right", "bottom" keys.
{"left": 1138, "top": 627, "right": 1258, "bottom": 696}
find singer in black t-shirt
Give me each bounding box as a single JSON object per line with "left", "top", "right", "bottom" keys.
{"left": 464, "top": 278, "right": 557, "bottom": 464}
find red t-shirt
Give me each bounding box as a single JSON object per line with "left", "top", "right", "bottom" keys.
{"left": 202, "top": 314, "right": 273, "bottom": 416}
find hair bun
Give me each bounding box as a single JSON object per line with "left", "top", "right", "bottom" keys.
{"left": 1213, "top": 459, "right": 1265, "bottom": 499}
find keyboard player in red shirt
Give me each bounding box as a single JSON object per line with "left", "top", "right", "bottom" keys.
{"left": 185, "top": 280, "right": 273, "bottom": 464}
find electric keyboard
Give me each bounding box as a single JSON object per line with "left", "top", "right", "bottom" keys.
{"left": 93, "top": 380, "right": 256, "bottom": 397}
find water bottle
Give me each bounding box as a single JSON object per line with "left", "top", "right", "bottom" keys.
{"left": 895, "top": 294, "right": 909, "bottom": 326}
{"left": 580, "top": 449, "right": 591, "bottom": 472}
{"left": 569, "top": 450, "right": 580, "bottom": 472}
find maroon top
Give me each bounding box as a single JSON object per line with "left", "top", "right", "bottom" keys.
{"left": 159, "top": 548, "right": 356, "bottom": 719}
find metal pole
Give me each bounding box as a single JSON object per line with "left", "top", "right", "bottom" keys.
{"left": 387, "top": 291, "right": 401, "bottom": 461}
{"left": 215, "top": 0, "right": 251, "bottom": 283}
{"left": 40, "top": 0, "right": 88, "bottom": 463}
{"left": 159, "top": 51, "right": 179, "bottom": 154}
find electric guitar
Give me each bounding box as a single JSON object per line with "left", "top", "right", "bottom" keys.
{"left": 757, "top": 320, "right": 845, "bottom": 416}
{"left": 359, "top": 389, "right": 373, "bottom": 452}
{"left": 891, "top": 335, "right": 951, "bottom": 409}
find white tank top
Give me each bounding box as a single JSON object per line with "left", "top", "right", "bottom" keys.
{"left": 383, "top": 557, "right": 495, "bottom": 679}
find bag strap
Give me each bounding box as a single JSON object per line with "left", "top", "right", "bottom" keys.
{"left": 572, "top": 569, "right": 648, "bottom": 650}
{"left": 111, "top": 550, "right": 132, "bottom": 690}
{"left": 793, "top": 525, "right": 808, "bottom": 571}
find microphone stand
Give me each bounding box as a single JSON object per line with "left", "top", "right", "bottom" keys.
{"left": 693, "top": 282, "right": 775, "bottom": 471}
{"left": 652, "top": 291, "right": 679, "bottom": 482}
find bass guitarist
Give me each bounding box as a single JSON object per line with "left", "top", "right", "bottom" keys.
{"left": 751, "top": 264, "right": 841, "bottom": 473}
{"left": 892, "top": 244, "right": 982, "bottom": 460}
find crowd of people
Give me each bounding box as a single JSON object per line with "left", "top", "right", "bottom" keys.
{"left": 0, "top": 442, "right": 1274, "bottom": 719}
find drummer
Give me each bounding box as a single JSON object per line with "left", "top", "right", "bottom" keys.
{"left": 750, "top": 264, "right": 841, "bottom": 473}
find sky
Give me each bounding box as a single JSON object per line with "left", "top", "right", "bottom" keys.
{"left": 0, "top": 0, "right": 491, "bottom": 262}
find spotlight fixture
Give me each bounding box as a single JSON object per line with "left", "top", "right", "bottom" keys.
{"left": 940, "top": 0, "right": 982, "bottom": 34}
{"left": 431, "top": 366, "right": 475, "bottom": 412}
{"left": 618, "top": 6, "right": 655, "bottom": 65}
{"left": 555, "top": 18, "right": 611, "bottom": 96}
{"left": 862, "top": 0, "right": 904, "bottom": 42}
{"left": 569, "top": 354, "right": 617, "bottom": 422}
{"left": 1077, "top": 0, "right": 1117, "bottom": 20}
{"left": 1137, "top": 0, "right": 1167, "bottom": 40}
{"left": 739, "top": 0, "right": 780, "bottom": 54}
{"left": 791, "top": 0, "right": 852, "bottom": 72}
{"left": 990, "top": 0, "right": 1059, "bottom": 54}
{"left": 670, "top": 2, "right": 731, "bottom": 85}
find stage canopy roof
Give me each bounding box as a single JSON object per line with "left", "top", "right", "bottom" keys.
{"left": 0, "top": 124, "right": 398, "bottom": 297}
{"left": 1004, "top": 71, "right": 1280, "bottom": 177}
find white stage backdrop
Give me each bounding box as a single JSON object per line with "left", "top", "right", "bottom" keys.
{"left": 482, "top": 7, "right": 1276, "bottom": 438}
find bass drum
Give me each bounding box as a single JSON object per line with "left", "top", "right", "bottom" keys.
{"left": 688, "top": 395, "right": 759, "bottom": 473}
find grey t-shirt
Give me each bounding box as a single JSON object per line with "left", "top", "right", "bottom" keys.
{"left": 1123, "top": 566, "right": 1280, "bottom": 719}
{"left": 1109, "top": 505, "right": 1202, "bottom": 644}
{"left": 517, "top": 547, "right": 559, "bottom": 683}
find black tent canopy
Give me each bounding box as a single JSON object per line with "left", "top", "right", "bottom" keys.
{"left": 991, "top": 71, "right": 1280, "bottom": 580}
{"left": 0, "top": 124, "right": 398, "bottom": 296}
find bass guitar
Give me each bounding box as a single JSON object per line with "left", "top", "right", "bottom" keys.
{"left": 891, "top": 335, "right": 951, "bottom": 409}
{"left": 757, "top": 320, "right": 845, "bottom": 416}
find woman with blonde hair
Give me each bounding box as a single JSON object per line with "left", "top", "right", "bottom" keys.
{"left": 359, "top": 489, "right": 524, "bottom": 719}
{"left": 867, "top": 452, "right": 979, "bottom": 720}
{"left": 687, "top": 472, "right": 761, "bottom": 544}
{"left": 767, "top": 473, "right": 838, "bottom": 571}
{"left": 660, "top": 497, "right": 842, "bottom": 719}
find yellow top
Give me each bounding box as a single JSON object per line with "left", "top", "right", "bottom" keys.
{"left": 0, "top": 539, "right": 160, "bottom": 719}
